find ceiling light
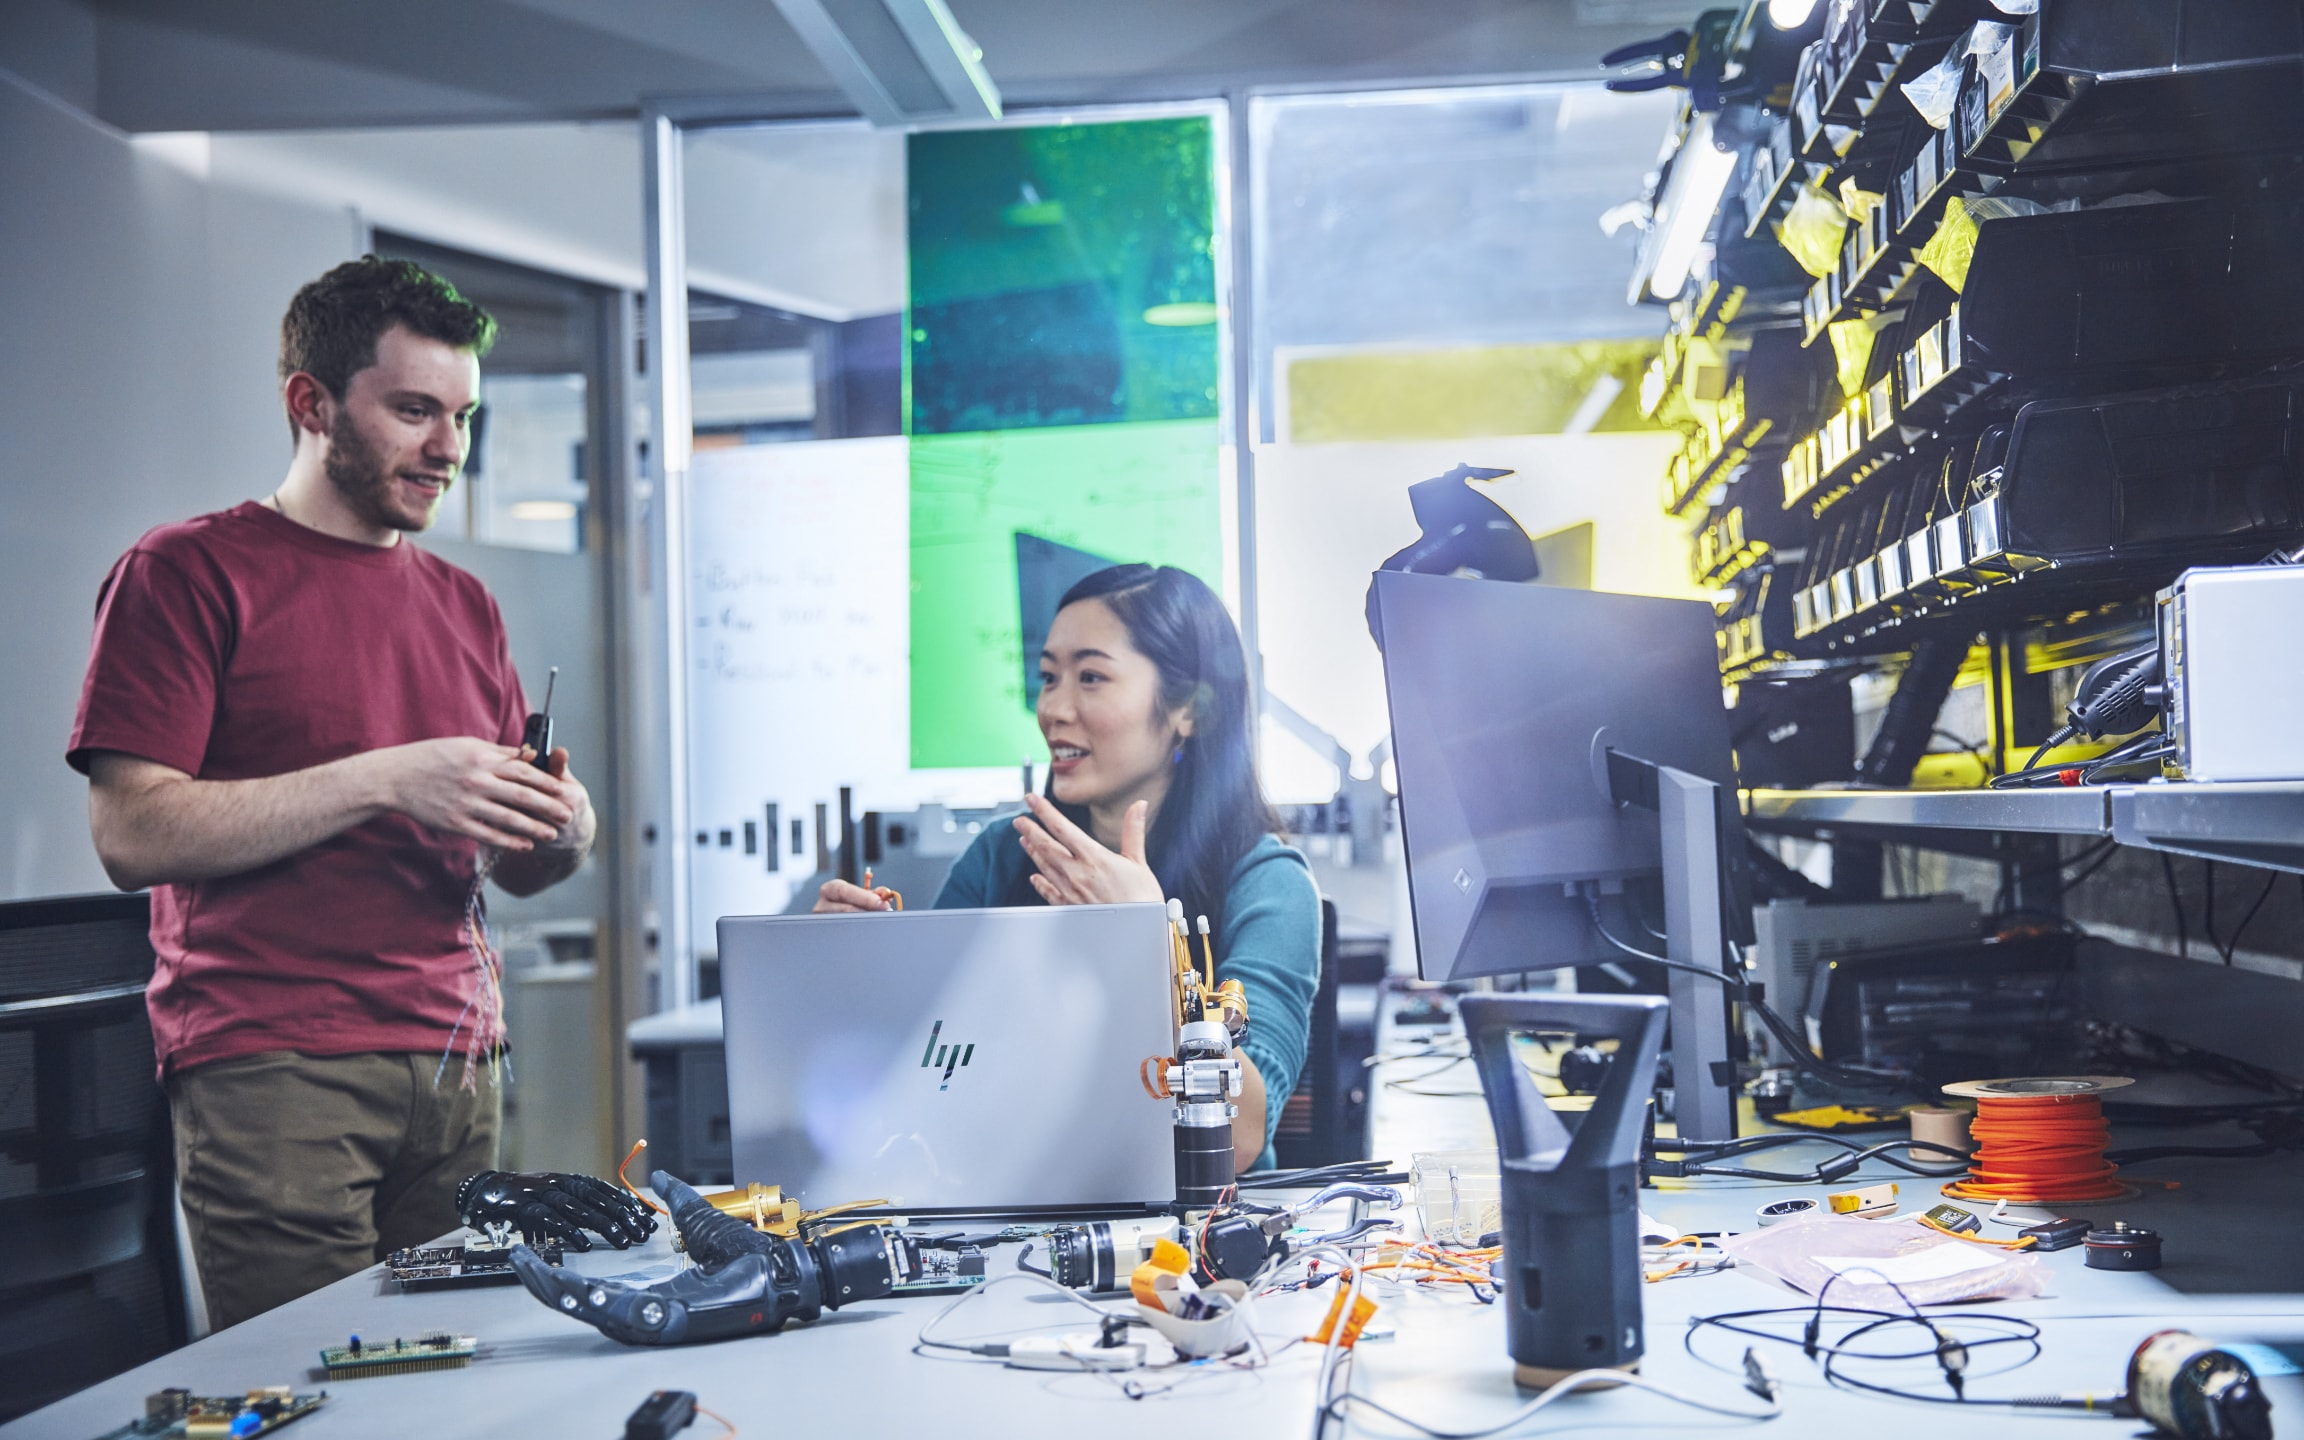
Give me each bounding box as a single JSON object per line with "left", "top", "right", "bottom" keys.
{"left": 1142, "top": 303, "right": 1219, "bottom": 327}
{"left": 1646, "top": 119, "right": 1738, "bottom": 302}
{"left": 510, "top": 501, "right": 579, "bottom": 522}
{"left": 1768, "top": 0, "right": 1820, "bottom": 27}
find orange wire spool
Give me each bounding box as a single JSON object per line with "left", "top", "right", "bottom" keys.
{"left": 1938, "top": 1076, "right": 2134, "bottom": 1205}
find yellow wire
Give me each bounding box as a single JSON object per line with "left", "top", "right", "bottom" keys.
{"left": 1917, "top": 1214, "right": 2036, "bottom": 1249}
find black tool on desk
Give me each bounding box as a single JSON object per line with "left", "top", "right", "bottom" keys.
{"left": 2018, "top": 1216, "right": 2091, "bottom": 1252}
{"left": 521, "top": 665, "right": 557, "bottom": 768}
{"left": 624, "top": 1389, "right": 696, "bottom": 1440}
{"left": 2086, "top": 1223, "right": 2163, "bottom": 1272}
{"left": 1460, "top": 991, "right": 1668, "bottom": 1389}
{"left": 1195, "top": 1183, "right": 1402, "bottom": 1283}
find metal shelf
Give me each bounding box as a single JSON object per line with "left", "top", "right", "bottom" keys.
{"left": 1745, "top": 781, "right": 2304, "bottom": 875}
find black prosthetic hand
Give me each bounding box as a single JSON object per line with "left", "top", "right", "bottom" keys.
{"left": 510, "top": 1171, "right": 920, "bottom": 1346}
{"left": 456, "top": 1169, "right": 658, "bottom": 1251}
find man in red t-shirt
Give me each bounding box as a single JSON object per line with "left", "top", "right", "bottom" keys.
{"left": 66, "top": 256, "right": 597, "bottom": 1328}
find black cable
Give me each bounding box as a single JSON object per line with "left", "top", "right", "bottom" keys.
{"left": 2160, "top": 851, "right": 2189, "bottom": 960}
{"left": 2058, "top": 840, "right": 2120, "bottom": 896}
{"left": 1688, "top": 1301, "right": 2053, "bottom": 1410}
{"left": 2079, "top": 736, "right": 2171, "bottom": 785}
{"left": 1654, "top": 1131, "right": 1969, "bottom": 1165}
{"left": 1236, "top": 1163, "right": 1411, "bottom": 1191}
{"left": 2218, "top": 869, "right": 2279, "bottom": 966}
{"left": 1991, "top": 730, "right": 2166, "bottom": 789}
{"left": 2203, "top": 859, "right": 2221, "bottom": 961}
{"left": 2016, "top": 723, "right": 2077, "bottom": 778}
{"left": 1931, "top": 729, "right": 1994, "bottom": 782}
{"left": 1583, "top": 892, "right": 1905, "bottom": 1093}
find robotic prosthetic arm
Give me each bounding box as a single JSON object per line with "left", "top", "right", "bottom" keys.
{"left": 511, "top": 1171, "right": 921, "bottom": 1346}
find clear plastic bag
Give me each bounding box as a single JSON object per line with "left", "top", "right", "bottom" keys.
{"left": 1718, "top": 1216, "right": 2047, "bottom": 1307}
{"left": 1899, "top": 44, "right": 1966, "bottom": 128}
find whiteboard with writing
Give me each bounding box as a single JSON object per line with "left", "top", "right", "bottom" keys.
{"left": 686, "top": 437, "right": 912, "bottom": 932}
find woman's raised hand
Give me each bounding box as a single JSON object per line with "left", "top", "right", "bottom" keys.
{"left": 1013, "top": 794, "right": 1164, "bottom": 907}
{"left": 812, "top": 878, "right": 890, "bottom": 913}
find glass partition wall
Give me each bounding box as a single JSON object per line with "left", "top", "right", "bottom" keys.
{"left": 645, "top": 84, "right": 1690, "bottom": 1003}
{"left": 649, "top": 105, "right": 1238, "bottom": 998}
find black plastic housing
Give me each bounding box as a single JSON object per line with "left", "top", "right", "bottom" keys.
{"left": 1461, "top": 993, "right": 1669, "bottom": 1383}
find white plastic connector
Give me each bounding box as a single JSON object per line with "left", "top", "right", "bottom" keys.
{"left": 1007, "top": 1331, "right": 1146, "bottom": 1371}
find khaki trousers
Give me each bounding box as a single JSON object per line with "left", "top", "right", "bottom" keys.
{"left": 168, "top": 1050, "right": 499, "bottom": 1329}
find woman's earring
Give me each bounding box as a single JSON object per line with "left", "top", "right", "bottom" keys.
{"left": 1172, "top": 741, "right": 1185, "bottom": 765}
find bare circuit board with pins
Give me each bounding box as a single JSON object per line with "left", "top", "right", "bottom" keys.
{"left": 319, "top": 1332, "right": 477, "bottom": 1379}
{"left": 383, "top": 1237, "right": 561, "bottom": 1291}
{"left": 94, "top": 1388, "right": 327, "bottom": 1438}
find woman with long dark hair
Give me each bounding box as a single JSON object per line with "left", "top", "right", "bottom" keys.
{"left": 817, "top": 564, "right": 1318, "bottom": 1170}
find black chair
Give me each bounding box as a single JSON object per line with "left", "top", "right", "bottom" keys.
{"left": 1273, "top": 898, "right": 1352, "bottom": 1168}
{"left": 0, "top": 892, "right": 188, "bottom": 1421}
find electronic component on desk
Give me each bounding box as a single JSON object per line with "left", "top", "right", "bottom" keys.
{"left": 1392, "top": 996, "right": 1452, "bottom": 1027}
{"left": 1756, "top": 1198, "right": 1818, "bottom": 1226}
{"left": 2159, "top": 564, "right": 2304, "bottom": 782}
{"left": 1826, "top": 1182, "right": 1897, "bottom": 1218}
{"left": 1805, "top": 930, "right": 2083, "bottom": 1088}
{"left": 2019, "top": 1217, "right": 2091, "bottom": 1252}
{"left": 382, "top": 1240, "right": 561, "bottom": 1291}
{"left": 1556, "top": 1044, "right": 1611, "bottom": 1096}
{"left": 318, "top": 1333, "right": 476, "bottom": 1379}
{"left": 1747, "top": 896, "right": 1980, "bottom": 1047}
{"left": 892, "top": 1243, "right": 986, "bottom": 1295}
{"left": 2128, "top": 1331, "right": 2274, "bottom": 1440}
{"left": 2086, "top": 1223, "right": 2162, "bottom": 1272}
{"left": 1923, "top": 1203, "right": 1980, "bottom": 1235}
{"left": 97, "top": 1388, "right": 327, "bottom": 1439}
{"left": 1038, "top": 1217, "right": 1179, "bottom": 1292}
{"left": 624, "top": 1389, "right": 697, "bottom": 1440}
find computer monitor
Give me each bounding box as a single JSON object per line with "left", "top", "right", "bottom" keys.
{"left": 1373, "top": 571, "right": 1752, "bottom": 984}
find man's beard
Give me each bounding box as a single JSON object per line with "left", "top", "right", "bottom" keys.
{"left": 326, "top": 410, "right": 447, "bottom": 532}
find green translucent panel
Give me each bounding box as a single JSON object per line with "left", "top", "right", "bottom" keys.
{"left": 909, "top": 420, "right": 1223, "bottom": 768}
{"left": 906, "top": 118, "right": 1219, "bottom": 434}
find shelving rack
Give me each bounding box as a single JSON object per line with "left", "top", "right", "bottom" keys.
{"left": 1620, "top": 0, "right": 2304, "bottom": 989}
{"left": 1632, "top": 0, "right": 2304, "bottom": 689}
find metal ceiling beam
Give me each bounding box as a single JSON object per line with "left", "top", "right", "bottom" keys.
{"left": 768, "top": 0, "right": 1001, "bottom": 126}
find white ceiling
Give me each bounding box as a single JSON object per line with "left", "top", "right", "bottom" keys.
{"left": 5, "top": 0, "right": 1709, "bottom": 133}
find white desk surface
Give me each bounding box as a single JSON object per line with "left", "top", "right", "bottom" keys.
{"left": 13, "top": 1003, "right": 2304, "bottom": 1440}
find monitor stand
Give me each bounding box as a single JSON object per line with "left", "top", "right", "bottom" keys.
{"left": 1603, "top": 748, "right": 1738, "bottom": 1143}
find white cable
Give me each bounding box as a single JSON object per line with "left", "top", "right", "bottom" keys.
{"left": 1328, "top": 1364, "right": 1782, "bottom": 1438}
{"left": 1286, "top": 1243, "right": 1777, "bottom": 1438}
{"left": 914, "top": 1271, "right": 1121, "bottom": 1357}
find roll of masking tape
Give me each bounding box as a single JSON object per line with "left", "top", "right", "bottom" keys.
{"left": 1757, "top": 1198, "right": 1818, "bottom": 1227}
{"left": 1910, "top": 1105, "right": 1974, "bottom": 1159}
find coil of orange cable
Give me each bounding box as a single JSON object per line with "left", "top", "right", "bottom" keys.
{"left": 1938, "top": 1077, "right": 2134, "bottom": 1205}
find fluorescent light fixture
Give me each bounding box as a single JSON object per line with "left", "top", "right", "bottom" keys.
{"left": 1768, "top": 0, "right": 1820, "bottom": 28}
{"left": 510, "top": 501, "right": 579, "bottom": 521}
{"left": 1142, "top": 302, "right": 1219, "bottom": 327}
{"left": 1646, "top": 116, "right": 1739, "bottom": 302}
{"left": 771, "top": 0, "right": 1001, "bottom": 127}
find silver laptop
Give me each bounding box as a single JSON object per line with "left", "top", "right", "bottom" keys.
{"left": 716, "top": 903, "right": 1179, "bottom": 1214}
